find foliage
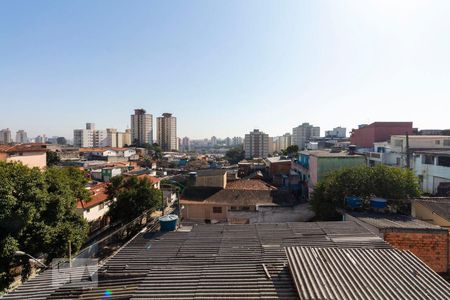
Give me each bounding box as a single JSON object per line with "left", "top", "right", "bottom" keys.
{"left": 107, "top": 176, "right": 162, "bottom": 223}
{"left": 282, "top": 145, "right": 299, "bottom": 156}
{"left": 310, "top": 165, "right": 421, "bottom": 220}
{"left": 0, "top": 163, "right": 89, "bottom": 287}
{"left": 142, "top": 143, "right": 163, "bottom": 160}
{"left": 46, "top": 151, "right": 60, "bottom": 166}
{"left": 224, "top": 146, "right": 245, "bottom": 164}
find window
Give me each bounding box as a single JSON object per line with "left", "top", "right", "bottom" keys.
{"left": 240, "top": 206, "right": 250, "bottom": 211}
{"left": 230, "top": 206, "right": 237, "bottom": 211}
{"left": 422, "top": 155, "right": 434, "bottom": 165}
{"left": 437, "top": 156, "right": 450, "bottom": 167}
{"left": 394, "top": 139, "right": 403, "bottom": 147}
{"left": 444, "top": 140, "right": 450, "bottom": 146}
{"left": 212, "top": 207, "right": 222, "bottom": 214}
{"left": 435, "top": 140, "right": 441, "bottom": 145}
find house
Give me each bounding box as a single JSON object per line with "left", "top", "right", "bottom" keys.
{"left": 413, "top": 150, "right": 450, "bottom": 195}
{"left": 5, "top": 222, "right": 450, "bottom": 300}
{"left": 292, "top": 149, "right": 366, "bottom": 199}
{"left": 264, "top": 156, "right": 291, "bottom": 178}
{"left": 77, "top": 183, "right": 111, "bottom": 233}
{"left": 344, "top": 211, "right": 449, "bottom": 273}
{"left": 192, "top": 169, "right": 227, "bottom": 188}
{"left": 0, "top": 144, "right": 47, "bottom": 169}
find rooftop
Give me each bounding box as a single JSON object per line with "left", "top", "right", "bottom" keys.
{"left": 347, "top": 211, "right": 445, "bottom": 231}
{"left": 5, "top": 221, "right": 395, "bottom": 300}
{"left": 77, "top": 183, "right": 109, "bottom": 209}
{"left": 300, "top": 150, "right": 363, "bottom": 158}
{"left": 195, "top": 169, "right": 227, "bottom": 176}
{"left": 226, "top": 179, "right": 277, "bottom": 191}
{"left": 414, "top": 197, "right": 450, "bottom": 221}
{"left": 265, "top": 156, "right": 291, "bottom": 163}
{"left": 414, "top": 149, "right": 450, "bottom": 156}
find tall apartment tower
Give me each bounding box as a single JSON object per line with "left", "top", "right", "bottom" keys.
{"left": 0, "top": 128, "right": 12, "bottom": 144}
{"left": 181, "top": 136, "right": 190, "bottom": 152}
{"left": 292, "top": 123, "right": 320, "bottom": 149}
{"left": 244, "top": 129, "right": 269, "bottom": 159}
{"left": 131, "top": 109, "right": 153, "bottom": 146}
{"left": 156, "top": 113, "right": 177, "bottom": 151}
{"left": 15, "top": 130, "right": 28, "bottom": 144}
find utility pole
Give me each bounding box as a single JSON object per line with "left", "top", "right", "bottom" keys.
{"left": 406, "top": 132, "right": 411, "bottom": 169}
{"left": 68, "top": 240, "right": 72, "bottom": 268}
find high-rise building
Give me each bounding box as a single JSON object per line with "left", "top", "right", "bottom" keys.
{"left": 35, "top": 135, "right": 47, "bottom": 144}
{"left": 0, "top": 128, "right": 12, "bottom": 144}
{"left": 292, "top": 123, "right": 320, "bottom": 149}
{"left": 181, "top": 136, "right": 190, "bottom": 152}
{"left": 15, "top": 130, "right": 28, "bottom": 144}
{"left": 211, "top": 136, "right": 217, "bottom": 146}
{"left": 325, "top": 127, "right": 346, "bottom": 138}
{"left": 73, "top": 123, "right": 107, "bottom": 148}
{"left": 131, "top": 109, "right": 153, "bottom": 146}
{"left": 244, "top": 129, "right": 269, "bottom": 159}
{"left": 232, "top": 136, "right": 243, "bottom": 146}
{"left": 156, "top": 113, "right": 177, "bottom": 151}
{"left": 225, "top": 137, "right": 231, "bottom": 147}
{"left": 274, "top": 133, "right": 292, "bottom": 152}
{"left": 123, "top": 129, "right": 132, "bottom": 146}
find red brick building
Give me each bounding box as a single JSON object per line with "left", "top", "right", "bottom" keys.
{"left": 350, "top": 122, "right": 414, "bottom": 148}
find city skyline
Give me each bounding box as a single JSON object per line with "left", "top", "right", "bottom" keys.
{"left": 2, "top": 1, "right": 450, "bottom": 138}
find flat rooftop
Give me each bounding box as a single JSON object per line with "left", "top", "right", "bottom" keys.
{"left": 300, "top": 150, "right": 364, "bottom": 158}
{"left": 414, "top": 197, "right": 450, "bottom": 221}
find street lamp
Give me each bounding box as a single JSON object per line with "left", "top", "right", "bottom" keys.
{"left": 14, "top": 250, "right": 48, "bottom": 268}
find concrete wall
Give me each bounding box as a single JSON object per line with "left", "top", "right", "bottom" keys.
{"left": 228, "top": 203, "right": 314, "bottom": 224}
{"left": 182, "top": 203, "right": 229, "bottom": 221}
{"left": 384, "top": 231, "right": 449, "bottom": 273}
{"left": 195, "top": 174, "right": 227, "bottom": 188}
{"left": 414, "top": 155, "right": 450, "bottom": 194}
{"left": 6, "top": 152, "right": 47, "bottom": 169}
{"left": 412, "top": 202, "right": 450, "bottom": 228}
{"left": 316, "top": 156, "right": 366, "bottom": 183}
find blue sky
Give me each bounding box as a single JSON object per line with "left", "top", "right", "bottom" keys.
{"left": 1, "top": 0, "right": 450, "bottom": 139}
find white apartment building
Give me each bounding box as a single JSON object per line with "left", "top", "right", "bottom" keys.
{"left": 15, "top": 130, "right": 28, "bottom": 144}
{"left": 131, "top": 109, "right": 153, "bottom": 146}
{"left": 325, "top": 127, "right": 346, "bottom": 138}
{"left": 414, "top": 150, "right": 450, "bottom": 195}
{"left": 73, "top": 123, "right": 108, "bottom": 148}
{"left": 157, "top": 113, "right": 177, "bottom": 151}
{"left": 274, "top": 133, "right": 292, "bottom": 152}
{"left": 244, "top": 129, "right": 269, "bottom": 159}
{"left": 292, "top": 123, "right": 320, "bottom": 149}
{"left": 106, "top": 128, "right": 131, "bottom": 148}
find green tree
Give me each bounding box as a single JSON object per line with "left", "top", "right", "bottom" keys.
{"left": 282, "top": 145, "right": 299, "bottom": 157}
{"left": 0, "top": 163, "right": 88, "bottom": 287}
{"left": 107, "top": 176, "right": 162, "bottom": 223}
{"left": 46, "top": 151, "right": 60, "bottom": 166}
{"left": 224, "top": 146, "right": 245, "bottom": 164}
{"left": 310, "top": 164, "right": 421, "bottom": 220}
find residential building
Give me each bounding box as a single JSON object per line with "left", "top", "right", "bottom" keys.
{"left": 0, "top": 128, "right": 12, "bottom": 144}
{"left": 210, "top": 136, "right": 217, "bottom": 146}
{"left": 414, "top": 150, "right": 450, "bottom": 195}
{"left": 265, "top": 156, "right": 291, "bottom": 178}
{"left": 292, "top": 123, "right": 320, "bottom": 149}
{"left": 193, "top": 169, "right": 227, "bottom": 189}
{"left": 367, "top": 135, "right": 450, "bottom": 168}
{"left": 224, "top": 137, "right": 231, "bottom": 147}
{"left": 106, "top": 128, "right": 131, "bottom": 148}
{"left": 73, "top": 123, "right": 108, "bottom": 148}
{"left": 0, "top": 144, "right": 47, "bottom": 169}
{"left": 76, "top": 183, "right": 111, "bottom": 233}
{"left": 232, "top": 136, "right": 243, "bottom": 145}
{"left": 325, "top": 126, "right": 346, "bottom": 138}
{"left": 15, "top": 130, "right": 28, "bottom": 144}
{"left": 5, "top": 221, "right": 450, "bottom": 300}
{"left": 56, "top": 137, "right": 67, "bottom": 145}
{"left": 344, "top": 211, "right": 449, "bottom": 273}
{"left": 292, "top": 149, "right": 366, "bottom": 198}
{"left": 180, "top": 136, "right": 190, "bottom": 152}
{"left": 274, "top": 132, "right": 292, "bottom": 152}
{"left": 350, "top": 122, "right": 414, "bottom": 148}
{"left": 35, "top": 135, "right": 47, "bottom": 144}
{"left": 244, "top": 129, "right": 269, "bottom": 159}
{"left": 156, "top": 113, "right": 177, "bottom": 151}
{"left": 123, "top": 128, "right": 132, "bottom": 146}
{"left": 131, "top": 108, "right": 153, "bottom": 146}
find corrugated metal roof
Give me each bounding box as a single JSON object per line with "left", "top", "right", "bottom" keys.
{"left": 286, "top": 246, "right": 450, "bottom": 300}
{"left": 3, "top": 222, "right": 392, "bottom": 300}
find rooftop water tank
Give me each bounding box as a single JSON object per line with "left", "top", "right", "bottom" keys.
{"left": 159, "top": 214, "right": 178, "bottom": 232}
{"left": 370, "top": 198, "right": 387, "bottom": 209}
{"left": 345, "top": 196, "right": 362, "bottom": 209}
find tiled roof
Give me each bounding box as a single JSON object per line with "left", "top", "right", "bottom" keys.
{"left": 226, "top": 179, "right": 277, "bottom": 191}
{"left": 4, "top": 221, "right": 391, "bottom": 300}
{"left": 414, "top": 197, "right": 450, "bottom": 221}
{"left": 77, "top": 183, "right": 109, "bottom": 209}
{"left": 136, "top": 174, "right": 161, "bottom": 184}
{"left": 0, "top": 144, "right": 47, "bottom": 153}
{"left": 286, "top": 246, "right": 450, "bottom": 300}
{"left": 203, "top": 189, "right": 295, "bottom": 206}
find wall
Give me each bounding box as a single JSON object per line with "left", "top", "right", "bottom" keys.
{"left": 383, "top": 230, "right": 448, "bottom": 273}
{"left": 181, "top": 202, "right": 228, "bottom": 221}
{"left": 316, "top": 156, "right": 365, "bottom": 183}
{"left": 268, "top": 161, "right": 291, "bottom": 176}
{"left": 6, "top": 152, "right": 47, "bottom": 169}
{"left": 412, "top": 202, "right": 450, "bottom": 228}
{"left": 78, "top": 202, "right": 109, "bottom": 222}
{"left": 228, "top": 203, "right": 314, "bottom": 224}
{"left": 414, "top": 155, "right": 450, "bottom": 194}
{"left": 350, "top": 122, "right": 413, "bottom": 148}
{"left": 195, "top": 174, "right": 226, "bottom": 188}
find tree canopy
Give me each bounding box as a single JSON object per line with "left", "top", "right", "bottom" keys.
{"left": 224, "top": 146, "right": 245, "bottom": 164}
{"left": 310, "top": 165, "right": 421, "bottom": 220}
{"left": 282, "top": 145, "right": 299, "bottom": 157}
{"left": 107, "top": 176, "right": 162, "bottom": 223}
{"left": 0, "top": 162, "right": 89, "bottom": 286}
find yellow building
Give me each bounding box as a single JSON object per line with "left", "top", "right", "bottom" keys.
{"left": 0, "top": 144, "right": 47, "bottom": 169}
